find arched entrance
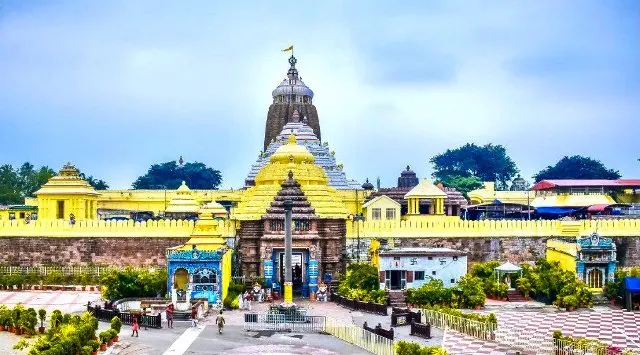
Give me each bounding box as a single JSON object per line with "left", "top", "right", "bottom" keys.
{"left": 173, "top": 268, "right": 189, "bottom": 291}
{"left": 588, "top": 269, "right": 603, "bottom": 289}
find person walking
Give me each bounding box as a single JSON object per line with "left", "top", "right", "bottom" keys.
{"left": 141, "top": 307, "right": 148, "bottom": 330}
{"left": 191, "top": 306, "right": 198, "bottom": 327}
{"left": 215, "top": 310, "right": 225, "bottom": 334}
{"left": 165, "top": 303, "right": 174, "bottom": 329}
{"left": 131, "top": 319, "right": 139, "bottom": 337}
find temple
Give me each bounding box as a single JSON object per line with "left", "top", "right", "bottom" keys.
{"left": 264, "top": 54, "right": 321, "bottom": 151}
{"left": 235, "top": 134, "right": 348, "bottom": 296}
{"left": 247, "top": 109, "right": 360, "bottom": 189}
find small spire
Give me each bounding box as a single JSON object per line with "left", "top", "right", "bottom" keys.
{"left": 288, "top": 170, "right": 294, "bottom": 179}
{"left": 287, "top": 134, "right": 297, "bottom": 144}
{"left": 179, "top": 156, "right": 184, "bottom": 167}
{"left": 406, "top": 165, "right": 411, "bottom": 171}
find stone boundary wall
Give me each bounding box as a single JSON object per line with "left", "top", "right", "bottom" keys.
{"left": 0, "top": 237, "right": 190, "bottom": 266}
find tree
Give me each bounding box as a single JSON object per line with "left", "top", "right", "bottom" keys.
{"left": 533, "top": 155, "right": 621, "bottom": 182}
{"left": 132, "top": 161, "right": 222, "bottom": 190}
{"left": 79, "top": 173, "right": 109, "bottom": 190}
{"left": 436, "top": 175, "right": 483, "bottom": 198}
{"left": 430, "top": 143, "right": 518, "bottom": 189}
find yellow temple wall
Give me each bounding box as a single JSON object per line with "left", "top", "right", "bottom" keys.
{"left": 336, "top": 189, "right": 370, "bottom": 215}
{"left": 36, "top": 195, "right": 98, "bottom": 220}
{"left": 344, "top": 219, "right": 640, "bottom": 239}
{"left": 546, "top": 239, "right": 577, "bottom": 273}
{"left": 95, "top": 189, "right": 243, "bottom": 214}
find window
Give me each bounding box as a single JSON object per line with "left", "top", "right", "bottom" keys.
{"left": 453, "top": 256, "right": 458, "bottom": 261}
{"left": 385, "top": 208, "right": 396, "bottom": 220}
{"left": 393, "top": 257, "right": 400, "bottom": 261}
{"left": 57, "top": 201, "right": 65, "bottom": 219}
{"left": 19, "top": 212, "right": 25, "bottom": 219}
{"left": 193, "top": 269, "right": 217, "bottom": 284}
{"left": 432, "top": 271, "right": 437, "bottom": 276}
{"left": 415, "top": 271, "right": 425, "bottom": 280}
{"left": 269, "top": 220, "right": 284, "bottom": 231}
{"left": 294, "top": 220, "right": 310, "bottom": 231}
{"left": 372, "top": 208, "right": 381, "bottom": 220}
{"left": 450, "top": 278, "right": 455, "bottom": 284}
{"left": 427, "top": 257, "right": 433, "bottom": 260}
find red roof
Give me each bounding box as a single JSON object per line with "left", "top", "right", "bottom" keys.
{"left": 532, "top": 179, "right": 640, "bottom": 190}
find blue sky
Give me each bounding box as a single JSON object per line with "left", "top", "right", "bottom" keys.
{"left": 1, "top": 0, "right": 638, "bottom": 189}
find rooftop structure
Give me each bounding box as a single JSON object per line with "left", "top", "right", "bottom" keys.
{"left": 247, "top": 111, "right": 360, "bottom": 189}
{"left": 264, "top": 55, "right": 321, "bottom": 151}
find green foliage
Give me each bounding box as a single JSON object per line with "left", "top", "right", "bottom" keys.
{"left": 604, "top": 267, "right": 640, "bottom": 301}
{"left": 336, "top": 263, "right": 387, "bottom": 304}
{"left": 110, "top": 316, "right": 123, "bottom": 333}
{"left": 406, "top": 278, "right": 453, "bottom": 307}
{"left": 437, "top": 175, "right": 483, "bottom": 198}
{"left": 0, "top": 163, "right": 55, "bottom": 204}
{"left": 11, "top": 304, "right": 24, "bottom": 328}
{"left": 13, "top": 339, "right": 31, "bottom": 351}
{"left": 0, "top": 305, "right": 11, "bottom": 326}
{"left": 454, "top": 275, "right": 486, "bottom": 308}
{"left": 23, "top": 310, "right": 98, "bottom": 354}
{"left": 552, "top": 330, "right": 627, "bottom": 354}
{"left": 132, "top": 160, "right": 223, "bottom": 190}
{"left": 44, "top": 270, "right": 65, "bottom": 285}
{"left": 78, "top": 173, "right": 109, "bottom": 190}
{"left": 87, "top": 340, "right": 100, "bottom": 351}
{"left": 50, "top": 310, "right": 63, "bottom": 329}
{"left": 517, "top": 259, "right": 592, "bottom": 308}
{"left": 430, "top": 143, "right": 518, "bottom": 189}
{"left": 223, "top": 281, "right": 245, "bottom": 309}
{"left": 99, "top": 330, "right": 111, "bottom": 343}
{"left": 395, "top": 340, "right": 450, "bottom": 355}
{"left": 533, "top": 155, "right": 620, "bottom": 182}
{"left": 20, "top": 307, "right": 38, "bottom": 335}
{"left": 100, "top": 267, "right": 167, "bottom": 300}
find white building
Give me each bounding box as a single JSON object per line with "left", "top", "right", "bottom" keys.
{"left": 378, "top": 248, "right": 468, "bottom": 290}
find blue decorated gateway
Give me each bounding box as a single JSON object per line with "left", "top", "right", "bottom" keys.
{"left": 576, "top": 233, "right": 617, "bottom": 289}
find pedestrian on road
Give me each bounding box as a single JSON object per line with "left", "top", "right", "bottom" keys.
{"left": 166, "top": 303, "right": 174, "bottom": 329}
{"left": 191, "top": 306, "right": 198, "bottom": 327}
{"left": 216, "top": 310, "right": 225, "bottom": 334}
{"left": 142, "top": 307, "right": 148, "bottom": 330}
{"left": 131, "top": 319, "right": 139, "bottom": 337}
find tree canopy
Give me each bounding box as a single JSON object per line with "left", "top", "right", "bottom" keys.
{"left": 132, "top": 161, "right": 222, "bottom": 190}
{"left": 435, "top": 175, "right": 484, "bottom": 198}
{"left": 533, "top": 155, "right": 621, "bottom": 182}
{"left": 0, "top": 163, "right": 109, "bottom": 204}
{"left": 430, "top": 143, "right": 518, "bottom": 190}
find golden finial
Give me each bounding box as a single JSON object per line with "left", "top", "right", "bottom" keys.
{"left": 288, "top": 134, "right": 297, "bottom": 144}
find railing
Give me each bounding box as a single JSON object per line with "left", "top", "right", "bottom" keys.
{"left": 421, "top": 309, "right": 496, "bottom": 341}
{"left": 243, "top": 313, "right": 325, "bottom": 332}
{"left": 553, "top": 338, "right": 640, "bottom": 355}
{"left": 331, "top": 293, "right": 388, "bottom": 316}
{"left": 409, "top": 321, "right": 431, "bottom": 339}
{"left": 0, "top": 265, "right": 118, "bottom": 276}
{"left": 0, "top": 219, "right": 194, "bottom": 237}
{"left": 390, "top": 307, "right": 421, "bottom": 326}
{"left": 86, "top": 304, "right": 162, "bottom": 329}
{"left": 324, "top": 317, "right": 394, "bottom": 355}
{"left": 363, "top": 322, "right": 394, "bottom": 340}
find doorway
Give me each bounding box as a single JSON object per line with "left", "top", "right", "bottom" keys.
{"left": 386, "top": 270, "right": 406, "bottom": 290}
{"left": 588, "top": 268, "right": 603, "bottom": 289}
{"left": 278, "top": 252, "right": 305, "bottom": 295}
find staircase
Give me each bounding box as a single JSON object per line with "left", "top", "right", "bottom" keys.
{"left": 592, "top": 292, "right": 609, "bottom": 306}
{"left": 507, "top": 290, "right": 527, "bottom": 302}
{"left": 388, "top": 290, "right": 406, "bottom": 307}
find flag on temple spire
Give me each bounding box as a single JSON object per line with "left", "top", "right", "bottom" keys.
{"left": 282, "top": 45, "right": 293, "bottom": 52}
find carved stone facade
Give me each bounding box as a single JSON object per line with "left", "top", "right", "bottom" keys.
{"left": 236, "top": 173, "right": 345, "bottom": 295}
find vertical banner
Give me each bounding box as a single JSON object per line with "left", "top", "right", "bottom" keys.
{"left": 308, "top": 259, "right": 319, "bottom": 293}
{"left": 264, "top": 260, "right": 273, "bottom": 287}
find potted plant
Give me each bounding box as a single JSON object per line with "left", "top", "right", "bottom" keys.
{"left": 110, "top": 316, "right": 122, "bottom": 342}
{"left": 99, "top": 331, "right": 109, "bottom": 350}
{"left": 38, "top": 309, "right": 46, "bottom": 333}
{"left": 88, "top": 340, "right": 100, "bottom": 355}
{"left": 0, "top": 305, "right": 8, "bottom": 331}
{"left": 11, "top": 304, "right": 24, "bottom": 334}
{"left": 563, "top": 295, "right": 578, "bottom": 311}
{"left": 107, "top": 329, "right": 117, "bottom": 346}
{"left": 50, "top": 309, "right": 63, "bottom": 329}
{"left": 20, "top": 308, "right": 38, "bottom": 337}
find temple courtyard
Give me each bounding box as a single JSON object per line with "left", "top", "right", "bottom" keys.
{"left": 2, "top": 291, "right": 640, "bottom": 354}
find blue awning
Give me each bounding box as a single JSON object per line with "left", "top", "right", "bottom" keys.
{"left": 535, "top": 207, "right": 576, "bottom": 214}
{"left": 625, "top": 277, "right": 640, "bottom": 293}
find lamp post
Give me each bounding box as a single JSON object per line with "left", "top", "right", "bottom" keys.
{"left": 283, "top": 199, "right": 293, "bottom": 305}
{"left": 350, "top": 214, "right": 365, "bottom": 262}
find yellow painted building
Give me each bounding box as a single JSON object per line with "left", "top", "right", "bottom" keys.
{"left": 362, "top": 195, "right": 401, "bottom": 221}
{"left": 546, "top": 239, "right": 578, "bottom": 273}
{"left": 34, "top": 163, "right": 99, "bottom": 220}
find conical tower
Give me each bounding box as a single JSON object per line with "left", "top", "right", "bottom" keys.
{"left": 264, "top": 54, "right": 321, "bottom": 151}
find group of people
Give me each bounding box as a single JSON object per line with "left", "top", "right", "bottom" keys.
{"left": 164, "top": 303, "right": 225, "bottom": 334}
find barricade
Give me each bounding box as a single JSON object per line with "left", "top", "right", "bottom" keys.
{"left": 409, "top": 320, "right": 431, "bottom": 339}
{"left": 331, "top": 293, "right": 388, "bottom": 316}
{"left": 324, "top": 317, "right": 394, "bottom": 355}
{"left": 390, "top": 307, "right": 421, "bottom": 326}
{"left": 421, "top": 309, "right": 495, "bottom": 341}
{"left": 86, "top": 304, "right": 162, "bottom": 329}
{"left": 363, "top": 322, "right": 394, "bottom": 340}
{"left": 243, "top": 313, "right": 325, "bottom": 333}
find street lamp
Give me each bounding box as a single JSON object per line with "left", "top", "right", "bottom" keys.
{"left": 350, "top": 213, "right": 365, "bottom": 262}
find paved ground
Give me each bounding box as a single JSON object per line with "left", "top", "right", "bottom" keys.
{"left": 0, "top": 290, "right": 101, "bottom": 314}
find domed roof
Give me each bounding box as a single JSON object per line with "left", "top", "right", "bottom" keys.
{"left": 165, "top": 181, "right": 200, "bottom": 213}
{"left": 271, "top": 55, "right": 314, "bottom": 99}
{"left": 510, "top": 174, "right": 528, "bottom": 191}
{"left": 276, "top": 110, "right": 318, "bottom": 142}
{"left": 35, "top": 162, "right": 99, "bottom": 196}
{"left": 401, "top": 165, "right": 416, "bottom": 176}
{"left": 398, "top": 165, "right": 419, "bottom": 188}
{"left": 270, "top": 134, "right": 315, "bottom": 164}
{"left": 362, "top": 178, "right": 374, "bottom": 190}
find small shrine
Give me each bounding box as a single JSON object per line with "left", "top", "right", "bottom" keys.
{"left": 34, "top": 163, "right": 99, "bottom": 220}
{"left": 166, "top": 200, "right": 232, "bottom": 309}
{"left": 164, "top": 181, "right": 200, "bottom": 220}
{"left": 576, "top": 233, "right": 617, "bottom": 289}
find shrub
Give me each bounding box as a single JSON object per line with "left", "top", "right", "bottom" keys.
{"left": 44, "top": 270, "right": 65, "bottom": 285}
{"left": 100, "top": 267, "right": 167, "bottom": 300}
{"left": 99, "top": 330, "right": 111, "bottom": 343}
{"left": 50, "top": 309, "right": 63, "bottom": 329}
{"left": 454, "top": 275, "right": 486, "bottom": 308}
{"left": 406, "top": 278, "right": 453, "bottom": 307}
{"left": 11, "top": 304, "right": 24, "bottom": 328}
{"left": 0, "top": 305, "right": 10, "bottom": 327}
{"left": 20, "top": 308, "right": 38, "bottom": 335}
{"left": 223, "top": 294, "right": 239, "bottom": 309}
{"left": 38, "top": 309, "right": 46, "bottom": 328}
{"left": 395, "top": 340, "right": 449, "bottom": 355}
{"left": 110, "top": 316, "right": 123, "bottom": 333}
{"left": 88, "top": 339, "right": 100, "bottom": 351}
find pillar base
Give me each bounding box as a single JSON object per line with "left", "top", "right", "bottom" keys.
{"left": 283, "top": 282, "right": 293, "bottom": 305}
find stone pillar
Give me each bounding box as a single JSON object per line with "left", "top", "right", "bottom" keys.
{"left": 283, "top": 200, "right": 293, "bottom": 305}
